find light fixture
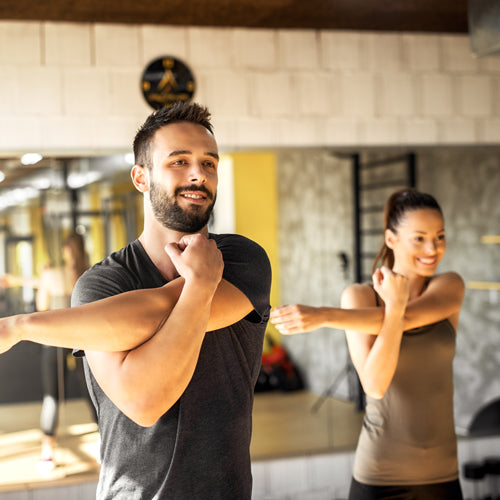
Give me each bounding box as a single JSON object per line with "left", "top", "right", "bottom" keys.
{"left": 124, "top": 152, "right": 135, "bottom": 166}
{"left": 0, "top": 171, "right": 5, "bottom": 183}
{"left": 21, "top": 153, "right": 43, "bottom": 165}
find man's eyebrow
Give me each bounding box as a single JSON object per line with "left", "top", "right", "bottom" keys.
{"left": 168, "top": 150, "right": 219, "bottom": 161}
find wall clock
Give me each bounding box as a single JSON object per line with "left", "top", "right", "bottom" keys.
{"left": 141, "top": 56, "right": 196, "bottom": 110}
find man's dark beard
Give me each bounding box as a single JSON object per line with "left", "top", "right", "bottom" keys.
{"left": 150, "top": 181, "right": 216, "bottom": 233}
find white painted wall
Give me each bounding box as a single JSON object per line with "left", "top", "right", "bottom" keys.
{"left": 0, "top": 21, "right": 499, "bottom": 155}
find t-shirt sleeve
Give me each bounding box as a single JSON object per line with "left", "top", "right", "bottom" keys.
{"left": 71, "top": 261, "right": 136, "bottom": 356}
{"left": 215, "top": 234, "right": 272, "bottom": 323}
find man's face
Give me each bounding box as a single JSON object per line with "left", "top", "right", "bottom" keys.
{"left": 147, "top": 122, "right": 219, "bottom": 233}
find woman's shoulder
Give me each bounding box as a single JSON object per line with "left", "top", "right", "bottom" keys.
{"left": 428, "top": 271, "right": 464, "bottom": 291}
{"left": 341, "top": 282, "right": 377, "bottom": 307}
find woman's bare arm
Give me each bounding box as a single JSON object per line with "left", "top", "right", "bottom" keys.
{"left": 270, "top": 272, "right": 464, "bottom": 335}
{"left": 342, "top": 270, "right": 408, "bottom": 399}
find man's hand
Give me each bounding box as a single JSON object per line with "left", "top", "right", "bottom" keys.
{"left": 165, "top": 234, "right": 223, "bottom": 292}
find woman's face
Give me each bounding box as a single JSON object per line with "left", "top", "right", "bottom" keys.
{"left": 386, "top": 208, "right": 446, "bottom": 278}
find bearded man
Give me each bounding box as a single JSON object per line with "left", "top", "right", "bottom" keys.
{"left": 11, "top": 102, "right": 271, "bottom": 499}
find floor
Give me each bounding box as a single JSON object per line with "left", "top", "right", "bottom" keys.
{"left": 0, "top": 391, "right": 364, "bottom": 493}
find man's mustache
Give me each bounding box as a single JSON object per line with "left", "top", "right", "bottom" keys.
{"left": 175, "top": 184, "right": 214, "bottom": 201}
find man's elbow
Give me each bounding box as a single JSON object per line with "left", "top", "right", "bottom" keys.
{"left": 118, "top": 392, "right": 175, "bottom": 427}
{"left": 361, "top": 379, "right": 388, "bottom": 400}
{"left": 121, "top": 401, "right": 167, "bottom": 428}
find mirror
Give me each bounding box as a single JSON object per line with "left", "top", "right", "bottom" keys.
{"left": 0, "top": 146, "right": 499, "bottom": 489}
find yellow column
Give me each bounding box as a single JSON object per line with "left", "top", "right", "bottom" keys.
{"left": 230, "top": 152, "right": 281, "bottom": 346}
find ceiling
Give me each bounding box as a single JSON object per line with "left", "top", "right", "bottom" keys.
{"left": 0, "top": 0, "right": 470, "bottom": 198}
{"left": 0, "top": 0, "right": 469, "bottom": 33}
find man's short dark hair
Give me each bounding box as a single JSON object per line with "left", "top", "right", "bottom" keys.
{"left": 133, "top": 102, "right": 214, "bottom": 170}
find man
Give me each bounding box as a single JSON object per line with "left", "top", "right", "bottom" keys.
{"left": 1, "top": 102, "right": 271, "bottom": 499}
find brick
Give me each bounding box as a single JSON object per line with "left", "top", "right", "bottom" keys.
{"left": 0, "top": 116, "right": 42, "bottom": 150}
{"left": 16, "top": 67, "right": 63, "bottom": 114}
{"left": 320, "top": 31, "right": 363, "bottom": 71}
{"left": 477, "top": 118, "right": 500, "bottom": 143}
{"left": 40, "top": 116, "right": 97, "bottom": 150}
{"left": 441, "top": 35, "right": 479, "bottom": 73}
{"left": 94, "top": 24, "right": 141, "bottom": 67}
{"left": 363, "top": 32, "right": 403, "bottom": 72}
{"left": 268, "top": 457, "right": 308, "bottom": 496}
{"left": 324, "top": 117, "right": 359, "bottom": 145}
{"left": 187, "top": 27, "right": 233, "bottom": 69}
{"left": 378, "top": 73, "right": 416, "bottom": 117}
{"left": 0, "top": 21, "right": 41, "bottom": 65}
{"left": 439, "top": 117, "right": 477, "bottom": 143}
{"left": 250, "top": 72, "right": 294, "bottom": 116}
{"left": 200, "top": 70, "right": 248, "bottom": 116}
{"left": 277, "top": 30, "right": 318, "bottom": 70}
{"left": 235, "top": 117, "right": 281, "bottom": 146}
{"left": 0, "top": 66, "right": 17, "bottom": 113}
{"left": 401, "top": 119, "right": 439, "bottom": 144}
{"left": 44, "top": 22, "right": 92, "bottom": 66}
{"left": 141, "top": 25, "right": 188, "bottom": 66}
{"left": 233, "top": 28, "right": 276, "bottom": 69}
{"left": 459, "top": 75, "right": 493, "bottom": 117}
{"left": 340, "top": 73, "right": 375, "bottom": 118}
{"left": 62, "top": 68, "right": 110, "bottom": 115}
{"left": 109, "top": 69, "right": 151, "bottom": 115}
{"left": 421, "top": 74, "right": 454, "bottom": 117}
{"left": 401, "top": 34, "right": 441, "bottom": 72}
{"left": 294, "top": 72, "right": 337, "bottom": 116}
{"left": 276, "top": 117, "right": 325, "bottom": 146}
{"left": 360, "top": 118, "right": 402, "bottom": 145}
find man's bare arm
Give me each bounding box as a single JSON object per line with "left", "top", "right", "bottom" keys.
{"left": 0, "top": 274, "right": 253, "bottom": 355}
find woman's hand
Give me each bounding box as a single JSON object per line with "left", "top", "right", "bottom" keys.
{"left": 372, "top": 266, "right": 409, "bottom": 309}
{"left": 270, "top": 304, "right": 324, "bottom": 335}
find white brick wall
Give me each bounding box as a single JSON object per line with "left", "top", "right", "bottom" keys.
{"left": 0, "top": 21, "right": 499, "bottom": 154}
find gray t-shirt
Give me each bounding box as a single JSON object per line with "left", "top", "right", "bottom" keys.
{"left": 72, "top": 234, "right": 271, "bottom": 500}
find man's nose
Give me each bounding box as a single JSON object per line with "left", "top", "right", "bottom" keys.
{"left": 188, "top": 161, "right": 206, "bottom": 183}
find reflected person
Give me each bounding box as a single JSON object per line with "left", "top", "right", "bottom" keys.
{"left": 271, "top": 189, "right": 464, "bottom": 499}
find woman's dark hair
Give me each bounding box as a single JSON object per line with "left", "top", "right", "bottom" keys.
{"left": 63, "top": 232, "right": 90, "bottom": 278}
{"left": 372, "top": 188, "right": 443, "bottom": 273}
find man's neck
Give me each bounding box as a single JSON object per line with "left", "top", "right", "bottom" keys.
{"left": 139, "top": 221, "right": 209, "bottom": 281}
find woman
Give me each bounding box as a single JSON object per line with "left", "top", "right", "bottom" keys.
{"left": 270, "top": 189, "right": 465, "bottom": 499}
{"left": 35, "top": 232, "right": 92, "bottom": 472}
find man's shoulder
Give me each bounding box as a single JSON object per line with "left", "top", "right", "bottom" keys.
{"left": 211, "top": 233, "right": 270, "bottom": 262}
{"left": 72, "top": 240, "right": 154, "bottom": 305}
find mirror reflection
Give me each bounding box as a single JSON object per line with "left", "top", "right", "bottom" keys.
{"left": 0, "top": 146, "right": 498, "bottom": 492}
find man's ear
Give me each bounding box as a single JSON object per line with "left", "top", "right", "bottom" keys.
{"left": 385, "top": 228, "right": 397, "bottom": 250}
{"left": 131, "top": 164, "right": 149, "bottom": 193}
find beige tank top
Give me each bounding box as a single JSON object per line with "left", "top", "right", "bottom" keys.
{"left": 353, "top": 318, "right": 459, "bottom": 485}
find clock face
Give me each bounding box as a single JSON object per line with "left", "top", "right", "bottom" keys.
{"left": 141, "top": 56, "right": 196, "bottom": 110}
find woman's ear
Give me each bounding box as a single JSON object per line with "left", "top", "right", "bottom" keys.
{"left": 385, "top": 228, "right": 397, "bottom": 250}
{"left": 131, "top": 164, "right": 149, "bottom": 193}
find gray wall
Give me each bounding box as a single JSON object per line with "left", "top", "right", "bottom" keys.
{"left": 277, "top": 147, "right": 500, "bottom": 431}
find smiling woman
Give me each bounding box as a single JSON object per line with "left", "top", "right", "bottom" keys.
{"left": 271, "top": 189, "right": 466, "bottom": 499}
